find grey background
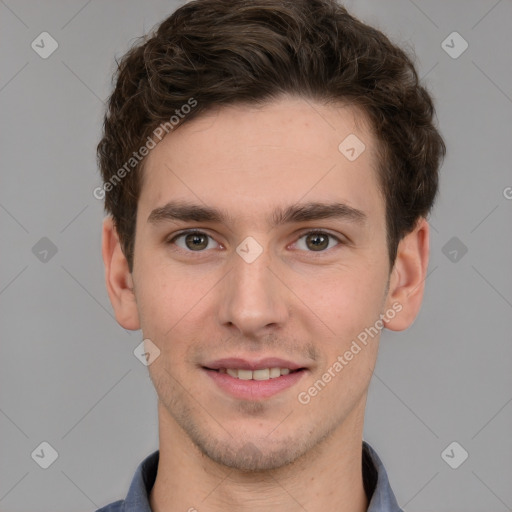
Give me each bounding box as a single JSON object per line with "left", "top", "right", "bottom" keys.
{"left": 1, "top": 0, "right": 511, "bottom": 511}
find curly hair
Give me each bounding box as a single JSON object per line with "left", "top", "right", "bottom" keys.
{"left": 97, "top": 0, "right": 446, "bottom": 272}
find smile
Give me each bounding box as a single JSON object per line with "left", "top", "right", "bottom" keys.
{"left": 203, "top": 366, "right": 307, "bottom": 400}
{"left": 213, "top": 367, "right": 298, "bottom": 380}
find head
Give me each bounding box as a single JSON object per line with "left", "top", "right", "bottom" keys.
{"left": 99, "top": 0, "right": 445, "bottom": 472}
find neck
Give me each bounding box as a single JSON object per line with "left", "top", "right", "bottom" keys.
{"left": 149, "top": 399, "right": 369, "bottom": 512}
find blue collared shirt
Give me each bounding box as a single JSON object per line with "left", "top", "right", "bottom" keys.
{"left": 95, "top": 441, "right": 403, "bottom": 511}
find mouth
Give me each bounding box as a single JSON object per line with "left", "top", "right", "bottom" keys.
{"left": 203, "top": 366, "right": 306, "bottom": 381}
{"left": 201, "top": 357, "right": 309, "bottom": 400}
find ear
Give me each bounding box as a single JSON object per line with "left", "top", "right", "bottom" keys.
{"left": 102, "top": 216, "right": 140, "bottom": 330}
{"left": 383, "top": 217, "right": 430, "bottom": 331}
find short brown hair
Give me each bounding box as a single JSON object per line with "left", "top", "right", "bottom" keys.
{"left": 97, "top": 0, "right": 446, "bottom": 272}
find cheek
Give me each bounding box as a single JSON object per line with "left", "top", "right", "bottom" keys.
{"left": 300, "top": 275, "right": 385, "bottom": 407}
{"left": 133, "top": 261, "right": 191, "bottom": 342}
{"left": 135, "top": 240, "right": 194, "bottom": 307}
{"left": 300, "top": 260, "right": 387, "bottom": 335}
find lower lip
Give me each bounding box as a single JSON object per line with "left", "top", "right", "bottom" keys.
{"left": 203, "top": 368, "right": 307, "bottom": 400}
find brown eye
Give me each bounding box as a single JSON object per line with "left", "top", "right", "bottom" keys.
{"left": 184, "top": 232, "right": 209, "bottom": 250}
{"left": 295, "top": 231, "right": 341, "bottom": 253}
{"left": 305, "top": 232, "right": 329, "bottom": 251}
{"left": 169, "top": 230, "right": 219, "bottom": 252}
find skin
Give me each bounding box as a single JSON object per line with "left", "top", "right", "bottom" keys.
{"left": 102, "top": 95, "right": 429, "bottom": 512}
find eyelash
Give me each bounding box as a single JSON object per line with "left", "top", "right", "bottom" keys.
{"left": 166, "top": 229, "right": 344, "bottom": 255}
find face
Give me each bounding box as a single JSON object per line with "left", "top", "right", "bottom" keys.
{"left": 105, "top": 95, "right": 425, "bottom": 471}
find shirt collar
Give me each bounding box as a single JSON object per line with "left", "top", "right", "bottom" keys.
{"left": 113, "top": 441, "right": 402, "bottom": 512}
{"left": 363, "top": 441, "right": 404, "bottom": 512}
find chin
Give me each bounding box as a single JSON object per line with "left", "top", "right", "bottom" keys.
{"left": 201, "top": 439, "right": 306, "bottom": 472}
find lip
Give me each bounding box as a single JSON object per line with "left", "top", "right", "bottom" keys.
{"left": 203, "top": 366, "right": 308, "bottom": 400}
{"left": 202, "top": 357, "right": 310, "bottom": 400}
{"left": 203, "top": 357, "right": 306, "bottom": 371}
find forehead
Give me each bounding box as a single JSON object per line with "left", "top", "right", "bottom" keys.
{"left": 137, "top": 96, "right": 385, "bottom": 228}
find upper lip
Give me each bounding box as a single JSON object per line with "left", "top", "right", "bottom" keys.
{"left": 203, "top": 357, "right": 306, "bottom": 371}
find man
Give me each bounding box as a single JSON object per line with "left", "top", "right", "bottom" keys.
{"left": 96, "top": 0, "right": 445, "bottom": 510}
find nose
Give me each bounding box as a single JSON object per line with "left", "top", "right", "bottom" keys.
{"left": 217, "top": 241, "right": 290, "bottom": 338}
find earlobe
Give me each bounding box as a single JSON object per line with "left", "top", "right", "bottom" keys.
{"left": 102, "top": 216, "right": 141, "bottom": 331}
{"left": 383, "top": 218, "right": 430, "bottom": 331}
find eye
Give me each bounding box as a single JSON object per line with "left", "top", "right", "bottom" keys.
{"left": 168, "top": 230, "right": 220, "bottom": 252}
{"left": 294, "top": 230, "right": 342, "bottom": 252}
{"left": 167, "top": 229, "right": 344, "bottom": 254}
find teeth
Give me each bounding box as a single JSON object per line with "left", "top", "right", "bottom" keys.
{"left": 219, "top": 367, "right": 295, "bottom": 381}
{"left": 238, "top": 369, "right": 253, "bottom": 380}
{"left": 269, "top": 367, "right": 281, "bottom": 378}
{"left": 253, "top": 369, "right": 270, "bottom": 380}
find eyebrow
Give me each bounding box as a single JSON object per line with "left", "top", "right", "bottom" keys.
{"left": 147, "top": 200, "right": 367, "bottom": 229}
